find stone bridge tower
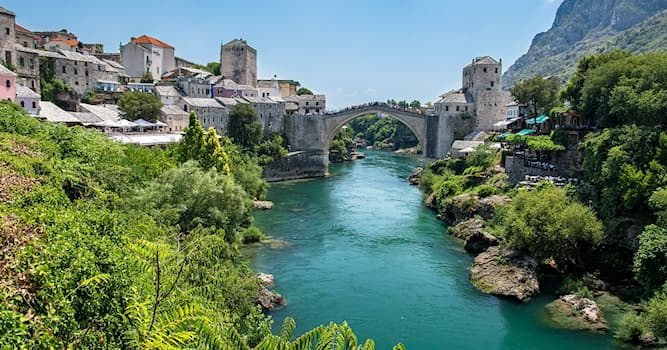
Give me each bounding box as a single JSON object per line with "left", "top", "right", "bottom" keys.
{"left": 220, "top": 39, "right": 257, "bottom": 87}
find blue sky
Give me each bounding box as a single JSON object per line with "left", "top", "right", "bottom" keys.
{"left": 8, "top": 0, "right": 563, "bottom": 108}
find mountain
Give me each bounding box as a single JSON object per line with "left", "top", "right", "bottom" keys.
{"left": 503, "top": 0, "right": 667, "bottom": 88}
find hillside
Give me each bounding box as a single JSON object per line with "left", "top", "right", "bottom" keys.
{"left": 503, "top": 0, "right": 667, "bottom": 87}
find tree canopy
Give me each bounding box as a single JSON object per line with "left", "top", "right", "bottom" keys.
{"left": 117, "top": 91, "right": 162, "bottom": 122}
{"left": 227, "top": 104, "right": 263, "bottom": 149}
{"left": 510, "top": 75, "right": 560, "bottom": 117}
{"left": 296, "top": 87, "right": 313, "bottom": 95}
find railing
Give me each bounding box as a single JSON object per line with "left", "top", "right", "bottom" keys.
{"left": 323, "top": 102, "right": 436, "bottom": 117}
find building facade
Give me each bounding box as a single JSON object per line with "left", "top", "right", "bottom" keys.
{"left": 220, "top": 39, "right": 256, "bottom": 87}
{"left": 121, "top": 35, "right": 175, "bottom": 80}
{"left": 284, "top": 94, "right": 326, "bottom": 115}
{"left": 435, "top": 56, "right": 512, "bottom": 131}
{"left": 0, "top": 7, "right": 15, "bottom": 67}
{"left": 0, "top": 63, "right": 16, "bottom": 101}
{"left": 180, "top": 97, "right": 228, "bottom": 135}
{"left": 16, "top": 84, "right": 39, "bottom": 114}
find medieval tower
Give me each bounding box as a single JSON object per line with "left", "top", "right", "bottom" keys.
{"left": 0, "top": 7, "right": 16, "bottom": 67}
{"left": 220, "top": 39, "right": 257, "bottom": 87}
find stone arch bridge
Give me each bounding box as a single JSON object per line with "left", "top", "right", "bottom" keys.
{"left": 264, "top": 102, "right": 474, "bottom": 181}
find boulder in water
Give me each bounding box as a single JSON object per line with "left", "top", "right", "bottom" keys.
{"left": 470, "top": 247, "right": 539, "bottom": 302}
{"left": 545, "top": 294, "right": 608, "bottom": 331}
{"left": 464, "top": 230, "right": 499, "bottom": 254}
{"left": 253, "top": 201, "right": 274, "bottom": 210}
{"left": 407, "top": 167, "right": 423, "bottom": 185}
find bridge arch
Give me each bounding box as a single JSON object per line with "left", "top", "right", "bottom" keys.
{"left": 319, "top": 104, "right": 428, "bottom": 154}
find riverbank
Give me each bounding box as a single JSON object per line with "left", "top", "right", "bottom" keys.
{"left": 251, "top": 151, "right": 618, "bottom": 349}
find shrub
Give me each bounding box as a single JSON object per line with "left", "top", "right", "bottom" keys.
{"left": 242, "top": 226, "right": 265, "bottom": 243}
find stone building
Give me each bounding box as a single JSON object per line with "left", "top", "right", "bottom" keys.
{"left": 214, "top": 78, "right": 257, "bottom": 98}
{"left": 284, "top": 94, "right": 326, "bottom": 115}
{"left": 51, "top": 50, "right": 124, "bottom": 95}
{"left": 15, "top": 24, "right": 38, "bottom": 49}
{"left": 160, "top": 104, "right": 189, "bottom": 133}
{"left": 177, "top": 76, "right": 214, "bottom": 98}
{"left": 257, "top": 79, "right": 280, "bottom": 98}
{"left": 121, "top": 35, "right": 175, "bottom": 80}
{"left": 0, "top": 7, "right": 16, "bottom": 66}
{"left": 244, "top": 96, "right": 286, "bottom": 135}
{"left": 15, "top": 45, "right": 39, "bottom": 91}
{"left": 180, "top": 97, "right": 228, "bottom": 135}
{"left": 220, "top": 39, "right": 256, "bottom": 87}
{"left": 155, "top": 85, "right": 182, "bottom": 105}
{"left": 44, "top": 38, "right": 79, "bottom": 52}
{"left": 435, "top": 56, "right": 512, "bottom": 131}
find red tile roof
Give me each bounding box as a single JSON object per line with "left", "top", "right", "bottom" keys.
{"left": 131, "top": 35, "right": 174, "bottom": 49}
{"left": 15, "top": 24, "right": 30, "bottom": 32}
{"left": 49, "top": 37, "right": 80, "bottom": 47}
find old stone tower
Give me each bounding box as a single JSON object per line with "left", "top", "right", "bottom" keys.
{"left": 0, "top": 7, "right": 16, "bottom": 67}
{"left": 220, "top": 39, "right": 257, "bottom": 87}
{"left": 463, "top": 56, "right": 511, "bottom": 131}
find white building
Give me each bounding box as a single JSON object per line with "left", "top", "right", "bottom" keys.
{"left": 155, "top": 85, "right": 181, "bottom": 105}
{"left": 121, "top": 35, "right": 175, "bottom": 80}
{"left": 16, "top": 84, "right": 39, "bottom": 115}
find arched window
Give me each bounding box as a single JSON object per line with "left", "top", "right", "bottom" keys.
{"left": 32, "top": 101, "right": 36, "bottom": 108}
{"left": 5, "top": 79, "right": 10, "bottom": 88}
{"left": 20, "top": 100, "right": 25, "bottom": 107}
{"left": 62, "top": 66, "right": 66, "bottom": 73}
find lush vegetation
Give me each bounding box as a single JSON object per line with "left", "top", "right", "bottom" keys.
{"left": 509, "top": 75, "right": 560, "bottom": 117}
{"left": 117, "top": 91, "right": 163, "bottom": 122}
{"left": 422, "top": 51, "right": 667, "bottom": 346}
{"left": 296, "top": 87, "right": 313, "bottom": 95}
{"left": 0, "top": 102, "right": 393, "bottom": 349}
{"left": 225, "top": 104, "right": 288, "bottom": 166}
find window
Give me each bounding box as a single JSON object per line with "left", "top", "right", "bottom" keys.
{"left": 74, "top": 61, "right": 77, "bottom": 65}
{"left": 62, "top": 66, "right": 66, "bottom": 74}
{"left": 4, "top": 27, "right": 9, "bottom": 35}
{"left": 495, "top": 68, "right": 498, "bottom": 74}
{"left": 19, "top": 57, "right": 24, "bottom": 67}
{"left": 483, "top": 67, "right": 487, "bottom": 73}
{"left": 445, "top": 106, "right": 449, "bottom": 112}
{"left": 98, "top": 65, "right": 101, "bottom": 70}
{"left": 5, "top": 80, "right": 10, "bottom": 88}
{"left": 74, "top": 81, "right": 79, "bottom": 86}
{"left": 456, "top": 106, "right": 460, "bottom": 112}
{"left": 32, "top": 101, "right": 36, "bottom": 108}
{"left": 316, "top": 102, "right": 319, "bottom": 106}
{"left": 30, "top": 80, "right": 35, "bottom": 89}
{"left": 85, "top": 70, "right": 89, "bottom": 77}
{"left": 490, "top": 81, "right": 494, "bottom": 87}
{"left": 20, "top": 101, "right": 25, "bottom": 107}
{"left": 84, "top": 62, "right": 88, "bottom": 67}
{"left": 306, "top": 102, "right": 309, "bottom": 106}
{"left": 465, "top": 106, "right": 468, "bottom": 111}
{"left": 74, "top": 68, "right": 78, "bottom": 75}
{"left": 29, "top": 58, "right": 34, "bottom": 68}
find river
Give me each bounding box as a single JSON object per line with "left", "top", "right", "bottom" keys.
{"left": 250, "top": 150, "right": 619, "bottom": 349}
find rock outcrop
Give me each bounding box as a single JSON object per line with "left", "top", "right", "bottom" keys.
{"left": 253, "top": 201, "right": 274, "bottom": 210}
{"left": 441, "top": 194, "right": 510, "bottom": 225}
{"left": 449, "top": 218, "right": 485, "bottom": 240}
{"left": 407, "top": 167, "right": 423, "bottom": 185}
{"left": 255, "top": 273, "right": 285, "bottom": 311}
{"left": 470, "top": 247, "right": 539, "bottom": 302}
{"left": 545, "top": 294, "right": 608, "bottom": 331}
{"left": 504, "top": 0, "right": 667, "bottom": 87}
{"left": 464, "top": 230, "right": 499, "bottom": 254}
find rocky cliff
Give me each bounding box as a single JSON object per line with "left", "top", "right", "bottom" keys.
{"left": 504, "top": 0, "right": 667, "bottom": 87}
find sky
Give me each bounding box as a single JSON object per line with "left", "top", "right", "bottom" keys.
{"left": 8, "top": 0, "right": 563, "bottom": 109}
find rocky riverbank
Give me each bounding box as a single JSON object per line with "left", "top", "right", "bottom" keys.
{"left": 255, "top": 273, "right": 285, "bottom": 311}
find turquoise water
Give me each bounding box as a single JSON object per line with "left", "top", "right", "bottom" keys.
{"left": 251, "top": 151, "right": 619, "bottom": 349}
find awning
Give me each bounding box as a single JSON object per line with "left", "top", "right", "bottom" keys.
{"left": 497, "top": 132, "right": 512, "bottom": 139}
{"left": 525, "top": 115, "right": 549, "bottom": 125}
{"left": 516, "top": 129, "right": 535, "bottom": 136}
{"left": 133, "top": 119, "right": 156, "bottom": 127}
{"left": 493, "top": 117, "right": 520, "bottom": 127}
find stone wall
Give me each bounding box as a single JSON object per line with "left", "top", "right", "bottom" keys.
{"left": 0, "top": 10, "right": 15, "bottom": 66}
{"left": 262, "top": 150, "right": 328, "bottom": 182}
{"left": 53, "top": 58, "right": 118, "bottom": 95}
{"left": 15, "top": 47, "right": 39, "bottom": 91}
{"left": 473, "top": 89, "right": 512, "bottom": 131}
{"left": 505, "top": 150, "right": 583, "bottom": 184}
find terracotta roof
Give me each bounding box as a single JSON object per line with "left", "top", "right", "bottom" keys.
{"left": 131, "top": 35, "right": 174, "bottom": 49}
{"left": 15, "top": 24, "right": 30, "bottom": 32}
{"left": 49, "top": 37, "right": 79, "bottom": 47}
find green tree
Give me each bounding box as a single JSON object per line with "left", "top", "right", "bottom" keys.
{"left": 40, "top": 79, "right": 71, "bottom": 102}
{"left": 510, "top": 75, "right": 560, "bottom": 118}
{"left": 117, "top": 91, "right": 162, "bottom": 122}
{"left": 634, "top": 225, "right": 667, "bottom": 290}
{"left": 296, "top": 87, "right": 313, "bottom": 95}
{"left": 140, "top": 72, "right": 154, "bottom": 83}
{"left": 256, "top": 133, "right": 288, "bottom": 165}
{"left": 177, "top": 111, "right": 205, "bottom": 163}
{"left": 206, "top": 62, "right": 221, "bottom": 75}
{"left": 502, "top": 185, "right": 605, "bottom": 269}
{"left": 562, "top": 51, "right": 667, "bottom": 127}
{"left": 137, "top": 161, "right": 252, "bottom": 234}
{"left": 409, "top": 100, "right": 421, "bottom": 108}
{"left": 227, "top": 104, "right": 263, "bottom": 150}
{"left": 201, "top": 127, "right": 232, "bottom": 175}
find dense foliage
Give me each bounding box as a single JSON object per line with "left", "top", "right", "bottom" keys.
{"left": 510, "top": 75, "right": 560, "bottom": 117}
{"left": 117, "top": 91, "right": 163, "bottom": 122}
{"left": 329, "top": 114, "right": 420, "bottom": 158}
{"left": 227, "top": 104, "right": 264, "bottom": 149}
